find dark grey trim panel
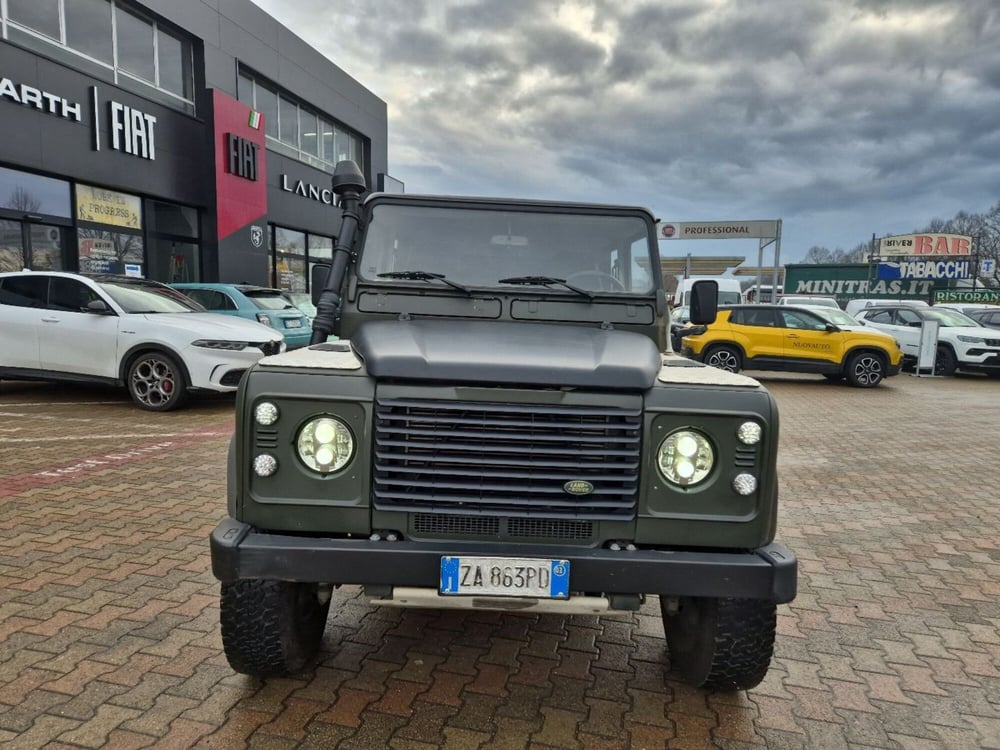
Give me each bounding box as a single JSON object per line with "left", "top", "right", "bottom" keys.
{"left": 0, "top": 368, "right": 120, "bottom": 387}
{"left": 210, "top": 519, "right": 797, "bottom": 603}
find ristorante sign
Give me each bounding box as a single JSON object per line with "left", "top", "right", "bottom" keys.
{"left": 0, "top": 72, "right": 157, "bottom": 161}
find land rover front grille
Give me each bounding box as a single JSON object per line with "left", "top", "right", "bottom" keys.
{"left": 373, "top": 397, "right": 641, "bottom": 519}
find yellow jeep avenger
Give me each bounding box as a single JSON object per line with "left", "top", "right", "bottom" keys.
{"left": 681, "top": 304, "right": 903, "bottom": 387}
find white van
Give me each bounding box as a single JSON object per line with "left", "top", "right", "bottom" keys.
{"left": 673, "top": 277, "right": 743, "bottom": 307}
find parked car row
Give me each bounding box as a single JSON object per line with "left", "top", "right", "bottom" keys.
{"left": 0, "top": 270, "right": 322, "bottom": 411}
{"left": 679, "top": 297, "right": 1000, "bottom": 384}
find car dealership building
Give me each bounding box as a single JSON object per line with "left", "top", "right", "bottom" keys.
{"left": 0, "top": 0, "right": 390, "bottom": 291}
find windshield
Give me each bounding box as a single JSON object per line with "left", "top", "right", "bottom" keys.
{"left": 808, "top": 308, "right": 858, "bottom": 327}
{"left": 97, "top": 279, "right": 203, "bottom": 313}
{"left": 922, "top": 308, "right": 980, "bottom": 327}
{"left": 244, "top": 290, "right": 296, "bottom": 311}
{"left": 358, "top": 203, "right": 655, "bottom": 294}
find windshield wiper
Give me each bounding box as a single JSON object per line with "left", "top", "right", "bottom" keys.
{"left": 378, "top": 270, "right": 472, "bottom": 295}
{"left": 496, "top": 275, "right": 594, "bottom": 300}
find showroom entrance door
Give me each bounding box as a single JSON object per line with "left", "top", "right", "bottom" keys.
{"left": 0, "top": 220, "right": 66, "bottom": 272}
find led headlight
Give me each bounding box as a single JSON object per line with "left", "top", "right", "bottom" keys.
{"left": 192, "top": 339, "right": 247, "bottom": 350}
{"left": 254, "top": 401, "right": 279, "bottom": 426}
{"left": 253, "top": 453, "right": 277, "bottom": 477}
{"left": 657, "top": 429, "right": 714, "bottom": 486}
{"left": 957, "top": 335, "right": 985, "bottom": 344}
{"left": 732, "top": 473, "right": 757, "bottom": 495}
{"left": 297, "top": 416, "right": 354, "bottom": 474}
{"left": 737, "top": 421, "right": 762, "bottom": 445}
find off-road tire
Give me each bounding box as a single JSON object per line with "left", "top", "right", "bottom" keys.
{"left": 704, "top": 345, "right": 742, "bottom": 373}
{"left": 934, "top": 345, "right": 957, "bottom": 377}
{"left": 220, "top": 579, "right": 331, "bottom": 677}
{"left": 126, "top": 351, "right": 188, "bottom": 411}
{"left": 662, "top": 596, "right": 776, "bottom": 691}
{"left": 845, "top": 351, "right": 885, "bottom": 388}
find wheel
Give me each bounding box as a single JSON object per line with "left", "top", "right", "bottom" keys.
{"left": 220, "top": 580, "right": 331, "bottom": 677}
{"left": 127, "top": 351, "right": 187, "bottom": 411}
{"left": 564, "top": 271, "right": 627, "bottom": 292}
{"left": 845, "top": 351, "right": 885, "bottom": 388}
{"left": 704, "top": 345, "right": 741, "bottom": 373}
{"left": 662, "top": 596, "right": 776, "bottom": 691}
{"left": 934, "top": 346, "right": 957, "bottom": 377}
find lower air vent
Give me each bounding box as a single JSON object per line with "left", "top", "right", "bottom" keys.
{"left": 411, "top": 514, "right": 594, "bottom": 540}
{"left": 414, "top": 514, "right": 500, "bottom": 536}
{"left": 508, "top": 518, "right": 593, "bottom": 539}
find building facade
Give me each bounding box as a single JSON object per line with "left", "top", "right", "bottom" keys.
{"left": 0, "top": 0, "right": 389, "bottom": 291}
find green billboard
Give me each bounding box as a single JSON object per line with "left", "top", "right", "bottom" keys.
{"left": 783, "top": 264, "right": 953, "bottom": 305}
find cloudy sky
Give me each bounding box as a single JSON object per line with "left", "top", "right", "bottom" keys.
{"left": 251, "top": 0, "right": 1000, "bottom": 264}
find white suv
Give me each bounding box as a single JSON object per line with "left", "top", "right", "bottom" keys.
{"left": 0, "top": 271, "right": 285, "bottom": 410}
{"left": 855, "top": 304, "right": 1000, "bottom": 377}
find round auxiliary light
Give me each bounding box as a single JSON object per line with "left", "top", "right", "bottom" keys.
{"left": 657, "top": 429, "right": 714, "bottom": 486}
{"left": 737, "top": 421, "right": 762, "bottom": 445}
{"left": 297, "top": 416, "right": 354, "bottom": 474}
{"left": 253, "top": 453, "right": 278, "bottom": 477}
{"left": 254, "top": 401, "right": 279, "bottom": 426}
{"left": 732, "top": 473, "right": 758, "bottom": 496}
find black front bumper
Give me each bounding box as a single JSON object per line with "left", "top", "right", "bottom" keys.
{"left": 210, "top": 519, "right": 797, "bottom": 603}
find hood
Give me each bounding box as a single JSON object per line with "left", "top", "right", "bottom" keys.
{"left": 135, "top": 312, "right": 283, "bottom": 342}
{"left": 943, "top": 326, "right": 999, "bottom": 339}
{"left": 352, "top": 319, "right": 662, "bottom": 389}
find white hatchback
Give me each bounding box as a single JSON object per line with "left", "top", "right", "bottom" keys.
{"left": 0, "top": 271, "right": 285, "bottom": 410}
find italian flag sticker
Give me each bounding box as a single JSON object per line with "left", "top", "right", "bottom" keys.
{"left": 248, "top": 110, "right": 262, "bottom": 129}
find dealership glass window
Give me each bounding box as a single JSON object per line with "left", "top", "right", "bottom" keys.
{"left": 30, "top": 225, "right": 63, "bottom": 271}
{"left": 2, "top": 1, "right": 195, "bottom": 113}
{"left": 0, "top": 220, "right": 25, "bottom": 273}
{"left": 146, "top": 200, "right": 198, "bottom": 238}
{"left": 274, "top": 227, "right": 307, "bottom": 292}
{"left": 0, "top": 167, "right": 71, "bottom": 218}
{"left": 238, "top": 69, "right": 367, "bottom": 175}
{"left": 115, "top": 6, "right": 155, "bottom": 82}
{"left": 77, "top": 227, "right": 144, "bottom": 276}
{"left": 7, "top": 0, "right": 60, "bottom": 41}
{"left": 65, "top": 0, "right": 112, "bottom": 63}
{"left": 157, "top": 28, "right": 191, "bottom": 99}
{"left": 147, "top": 238, "right": 198, "bottom": 283}
{"left": 300, "top": 109, "right": 319, "bottom": 158}
{"left": 279, "top": 96, "right": 298, "bottom": 147}
{"left": 254, "top": 83, "right": 279, "bottom": 140}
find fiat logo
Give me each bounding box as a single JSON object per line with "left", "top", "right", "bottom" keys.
{"left": 563, "top": 480, "right": 594, "bottom": 496}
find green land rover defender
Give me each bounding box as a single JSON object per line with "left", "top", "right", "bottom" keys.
{"left": 210, "top": 161, "right": 797, "bottom": 691}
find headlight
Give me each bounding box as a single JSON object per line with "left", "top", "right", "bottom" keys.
{"left": 657, "top": 429, "right": 714, "bottom": 486}
{"left": 297, "top": 416, "right": 354, "bottom": 474}
{"left": 192, "top": 339, "right": 247, "bottom": 350}
{"left": 957, "top": 335, "right": 985, "bottom": 344}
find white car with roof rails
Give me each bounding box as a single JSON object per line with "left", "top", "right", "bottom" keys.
{"left": 776, "top": 295, "right": 840, "bottom": 309}
{"left": 854, "top": 303, "right": 1000, "bottom": 377}
{"left": 0, "top": 270, "right": 285, "bottom": 410}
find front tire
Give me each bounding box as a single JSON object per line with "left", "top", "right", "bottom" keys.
{"left": 845, "top": 351, "right": 885, "bottom": 388}
{"left": 127, "top": 351, "right": 187, "bottom": 411}
{"left": 220, "top": 580, "right": 331, "bottom": 677}
{"left": 934, "top": 346, "right": 957, "bottom": 377}
{"left": 704, "top": 345, "right": 742, "bottom": 373}
{"left": 662, "top": 596, "right": 776, "bottom": 691}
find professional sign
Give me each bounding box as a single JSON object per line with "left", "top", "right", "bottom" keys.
{"left": 878, "top": 233, "right": 971, "bottom": 256}
{"left": 934, "top": 290, "right": 1000, "bottom": 304}
{"left": 75, "top": 184, "right": 142, "bottom": 229}
{"left": 658, "top": 220, "right": 779, "bottom": 240}
{"left": 877, "top": 259, "right": 971, "bottom": 280}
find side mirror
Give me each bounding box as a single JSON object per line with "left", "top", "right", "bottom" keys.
{"left": 825, "top": 323, "right": 841, "bottom": 333}
{"left": 689, "top": 280, "right": 718, "bottom": 325}
{"left": 311, "top": 263, "right": 332, "bottom": 305}
{"left": 84, "top": 299, "right": 113, "bottom": 315}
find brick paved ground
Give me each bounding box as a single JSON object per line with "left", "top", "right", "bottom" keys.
{"left": 1, "top": 373, "right": 998, "bottom": 749}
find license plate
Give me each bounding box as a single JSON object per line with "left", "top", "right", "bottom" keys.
{"left": 284, "top": 318, "right": 303, "bottom": 328}
{"left": 440, "top": 556, "right": 570, "bottom": 599}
